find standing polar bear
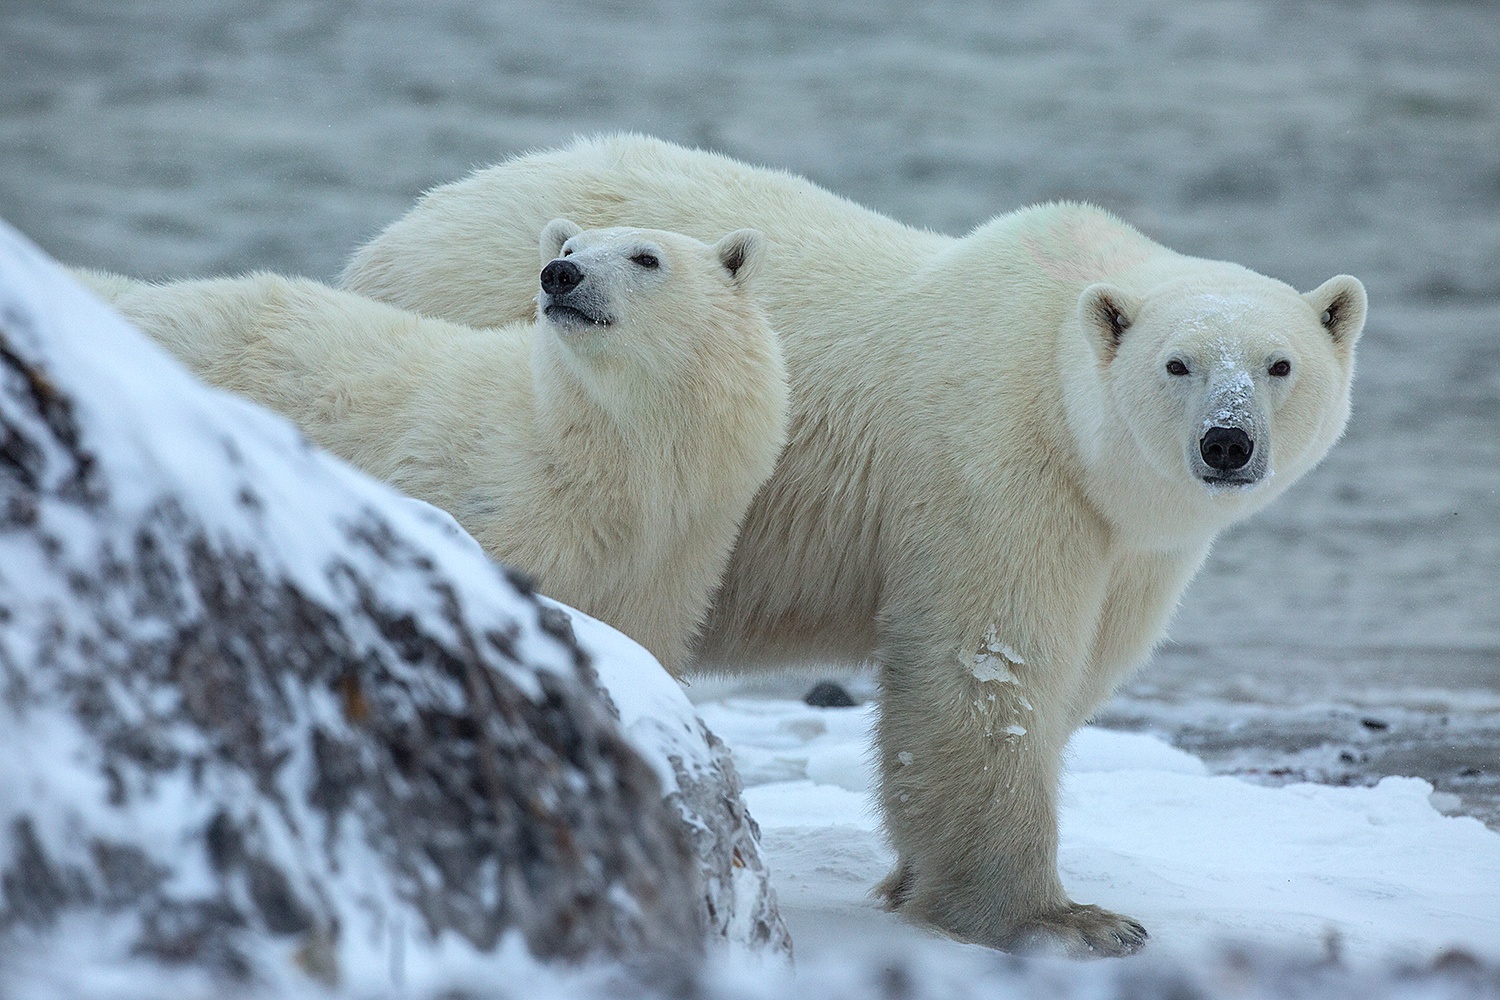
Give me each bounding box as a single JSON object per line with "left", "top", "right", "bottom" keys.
{"left": 343, "top": 135, "right": 1367, "bottom": 956}
{"left": 81, "top": 219, "right": 788, "bottom": 676}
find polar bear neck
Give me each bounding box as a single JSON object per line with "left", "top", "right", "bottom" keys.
{"left": 526, "top": 312, "right": 786, "bottom": 529}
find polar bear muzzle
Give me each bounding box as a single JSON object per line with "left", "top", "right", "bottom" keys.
{"left": 1194, "top": 420, "right": 1267, "bottom": 488}
{"left": 540, "top": 256, "right": 613, "bottom": 328}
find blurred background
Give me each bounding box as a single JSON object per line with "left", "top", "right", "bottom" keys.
{"left": 3, "top": 0, "right": 1496, "bottom": 824}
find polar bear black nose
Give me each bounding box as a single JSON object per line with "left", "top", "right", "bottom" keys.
{"left": 540, "top": 258, "right": 584, "bottom": 296}
{"left": 1200, "top": 427, "right": 1254, "bottom": 471}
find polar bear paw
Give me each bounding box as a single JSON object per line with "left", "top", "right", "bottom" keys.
{"left": 1000, "top": 903, "right": 1148, "bottom": 958}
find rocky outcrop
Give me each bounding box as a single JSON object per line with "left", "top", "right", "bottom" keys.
{"left": 0, "top": 221, "right": 702, "bottom": 995}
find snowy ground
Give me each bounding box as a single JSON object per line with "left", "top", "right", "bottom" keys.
{"left": 684, "top": 672, "right": 1500, "bottom": 968}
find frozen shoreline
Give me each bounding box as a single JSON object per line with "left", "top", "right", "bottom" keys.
{"left": 1103, "top": 645, "right": 1500, "bottom": 831}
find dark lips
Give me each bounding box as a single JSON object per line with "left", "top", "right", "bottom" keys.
{"left": 543, "top": 301, "right": 612, "bottom": 328}
{"left": 1200, "top": 471, "right": 1259, "bottom": 488}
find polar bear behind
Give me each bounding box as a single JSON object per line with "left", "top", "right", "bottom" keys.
{"left": 79, "top": 219, "right": 788, "bottom": 676}
{"left": 341, "top": 135, "right": 1366, "bottom": 957}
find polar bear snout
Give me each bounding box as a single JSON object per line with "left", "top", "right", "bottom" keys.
{"left": 1199, "top": 426, "right": 1253, "bottom": 472}
{"left": 540, "top": 258, "right": 584, "bottom": 296}
{"left": 539, "top": 256, "right": 613, "bottom": 329}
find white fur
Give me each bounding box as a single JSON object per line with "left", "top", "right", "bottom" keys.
{"left": 342, "top": 135, "right": 1366, "bottom": 955}
{"left": 78, "top": 220, "right": 789, "bottom": 676}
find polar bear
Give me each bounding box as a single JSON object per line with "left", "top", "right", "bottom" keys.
{"left": 79, "top": 219, "right": 788, "bottom": 676}
{"left": 342, "top": 135, "right": 1367, "bottom": 956}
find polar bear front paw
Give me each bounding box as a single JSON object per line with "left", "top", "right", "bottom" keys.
{"left": 1001, "top": 903, "right": 1148, "bottom": 958}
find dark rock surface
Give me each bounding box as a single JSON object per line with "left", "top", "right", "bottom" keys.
{"left": 0, "top": 221, "right": 701, "bottom": 994}
{"left": 803, "top": 681, "right": 857, "bottom": 709}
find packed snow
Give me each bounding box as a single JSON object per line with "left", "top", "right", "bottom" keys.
{"left": 688, "top": 681, "right": 1500, "bottom": 967}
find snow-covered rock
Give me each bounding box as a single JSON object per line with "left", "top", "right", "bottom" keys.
{"left": 0, "top": 219, "right": 704, "bottom": 995}
{"left": 413, "top": 499, "right": 792, "bottom": 960}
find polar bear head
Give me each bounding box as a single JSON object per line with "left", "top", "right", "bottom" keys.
{"left": 1073, "top": 266, "right": 1366, "bottom": 533}
{"left": 534, "top": 218, "right": 763, "bottom": 362}
{"left": 528, "top": 218, "right": 780, "bottom": 431}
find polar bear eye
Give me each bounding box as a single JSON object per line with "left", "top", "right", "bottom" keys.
{"left": 561, "top": 248, "right": 574, "bottom": 257}
{"left": 1269, "top": 359, "right": 1292, "bottom": 377}
{"left": 630, "top": 252, "right": 660, "bottom": 269}
{"left": 1165, "top": 359, "right": 1190, "bottom": 377}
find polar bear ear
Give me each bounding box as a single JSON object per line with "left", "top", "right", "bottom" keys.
{"left": 540, "top": 218, "right": 584, "bottom": 263}
{"left": 1302, "top": 275, "right": 1367, "bottom": 355}
{"left": 713, "top": 229, "right": 764, "bottom": 290}
{"left": 1077, "top": 283, "right": 1142, "bottom": 363}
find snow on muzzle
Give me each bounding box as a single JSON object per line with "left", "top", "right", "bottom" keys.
{"left": 1193, "top": 365, "right": 1268, "bottom": 487}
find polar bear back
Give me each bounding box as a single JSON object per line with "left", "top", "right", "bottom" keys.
{"left": 345, "top": 134, "right": 947, "bottom": 331}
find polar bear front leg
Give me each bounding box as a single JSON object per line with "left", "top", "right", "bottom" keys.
{"left": 874, "top": 629, "right": 1147, "bottom": 957}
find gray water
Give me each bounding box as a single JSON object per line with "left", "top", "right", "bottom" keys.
{"left": 3, "top": 0, "right": 1497, "bottom": 824}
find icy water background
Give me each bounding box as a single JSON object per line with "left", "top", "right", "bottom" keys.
{"left": 3, "top": 0, "right": 1497, "bottom": 825}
